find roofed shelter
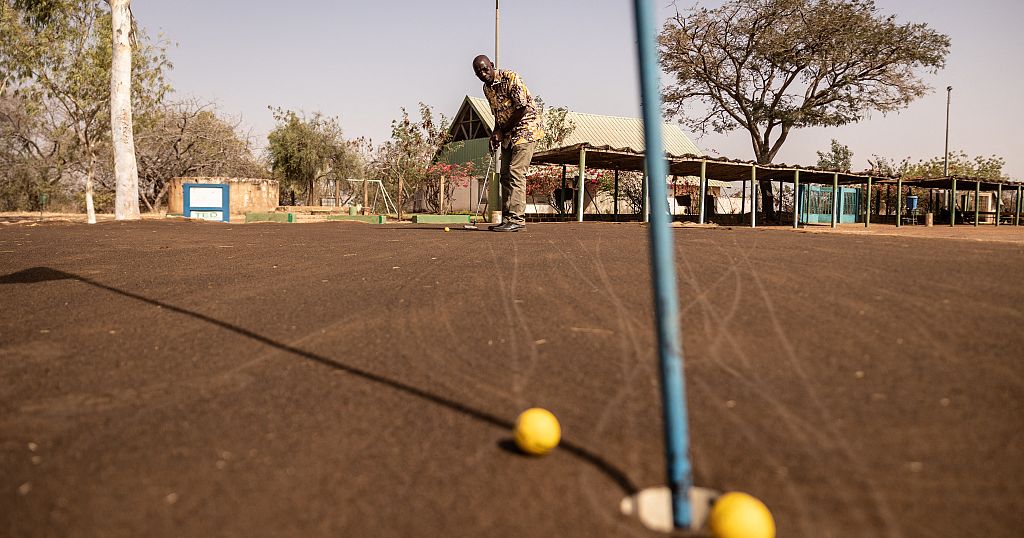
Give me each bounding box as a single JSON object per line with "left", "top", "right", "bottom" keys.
{"left": 873, "top": 176, "right": 1023, "bottom": 227}
{"left": 533, "top": 143, "right": 893, "bottom": 228}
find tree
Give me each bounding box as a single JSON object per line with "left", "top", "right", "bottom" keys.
{"left": 422, "top": 161, "right": 475, "bottom": 214}
{"left": 659, "top": 0, "right": 949, "bottom": 219}
{"left": 378, "top": 103, "right": 453, "bottom": 215}
{"left": 816, "top": 139, "right": 852, "bottom": 171}
{"left": 134, "top": 99, "right": 266, "bottom": 212}
{"left": 534, "top": 96, "right": 575, "bottom": 151}
{"left": 902, "top": 151, "right": 1007, "bottom": 181}
{"left": 613, "top": 171, "right": 646, "bottom": 215}
{"left": 526, "top": 97, "right": 577, "bottom": 210}
{"left": 1, "top": 0, "right": 169, "bottom": 219}
{"left": 266, "top": 108, "right": 361, "bottom": 206}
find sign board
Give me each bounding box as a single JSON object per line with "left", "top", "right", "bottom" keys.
{"left": 183, "top": 184, "right": 230, "bottom": 222}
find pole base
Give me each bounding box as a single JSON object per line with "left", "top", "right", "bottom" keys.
{"left": 620, "top": 486, "right": 719, "bottom": 533}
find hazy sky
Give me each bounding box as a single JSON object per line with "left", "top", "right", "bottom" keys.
{"left": 133, "top": 0, "right": 1023, "bottom": 179}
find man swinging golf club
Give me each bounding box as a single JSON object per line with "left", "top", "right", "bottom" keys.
{"left": 472, "top": 54, "right": 545, "bottom": 232}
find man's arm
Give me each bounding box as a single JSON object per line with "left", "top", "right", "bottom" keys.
{"left": 489, "top": 105, "right": 528, "bottom": 150}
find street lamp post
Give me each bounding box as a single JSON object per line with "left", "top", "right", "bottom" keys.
{"left": 944, "top": 86, "right": 952, "bottom": 223}
{"left": 488, "top": 0, "right": 502, "bottom": 224}
{"left": 944, "top": 86, "right": 952, "bottom": 177}
{"left": 495, "top": 1, "right": 500, "bottom": 69}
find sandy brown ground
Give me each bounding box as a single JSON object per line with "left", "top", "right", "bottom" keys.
{"left": 1, "top": 220, "right": 1022, "bottom": 537}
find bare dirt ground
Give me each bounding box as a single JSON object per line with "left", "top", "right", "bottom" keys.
{"left": 1, "top": 220, "right": 1022, "bottom": 537}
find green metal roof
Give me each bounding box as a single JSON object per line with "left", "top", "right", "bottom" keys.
{"left": 458, "top": 96, "right": 702, "bottom": 157}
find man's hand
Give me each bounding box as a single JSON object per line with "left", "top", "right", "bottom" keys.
{"left": 489, "top": 130, "right": 504, "bottom": 151}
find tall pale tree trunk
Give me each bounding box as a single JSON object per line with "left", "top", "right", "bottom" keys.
{"left": 109, "top": 0, "right": 141, "bottom": 220}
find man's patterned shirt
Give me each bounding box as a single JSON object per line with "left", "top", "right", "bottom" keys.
{"left": 483, "top": 69, "right": 545, "bottom": 147}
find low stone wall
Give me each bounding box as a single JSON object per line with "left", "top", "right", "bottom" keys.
{"left": 167, "top": 177, "right": 279, "bottom": 215}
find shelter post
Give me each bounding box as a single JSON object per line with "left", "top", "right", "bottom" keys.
{"left": 792, "top": 170, "right": 800, "bottom": 229}
{"left": 865, "top": 177, "right": 872, "bottom": 228}
{"left": 896, "top": 179, "right": 903, "bottom": 228}
{"left": 561, "top": 165, "right": 567, "bottom": 216}
{"left": 698, "top": 160, "right": 707, "bottom": 224}
{"left": 750, "top": 165, "right": 757, "bottom": 228}
{"left": 778, "top": 180, "right": 783, "bottom": 218}
{"left": 642, "top": 162, "right": 649, "bottom": 223}
{"left": 951, "top": 177, "right": 957, "bottom": 227}
{"left": 577, "top": 147, "right": 586, "bottom": 222}
{"left": 1011, "top": 184, "right": 1019, "bottom": 226}
{"left": 614, "top": 168, "right": 619, "bottom": 222}
{"left": 831, "top": 173, "right": 839, "bottom": 229}
{"left": 974, "top": 181, "right": 980, "bottom": 227}
{"left": 740, "top": 181, "right": 746, "bottom": 216}
{"left": 995, "top": 183, "right": 1002, "bottom": 227}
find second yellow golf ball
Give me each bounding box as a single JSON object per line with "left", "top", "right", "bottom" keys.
{"left": 514, "top": 407, "right": 561, "bottom": 456}
{"left": 709, "top": 491, "right": 775, "bottom": 538}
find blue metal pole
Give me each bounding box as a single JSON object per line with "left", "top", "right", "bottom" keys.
{"left": 632, "top": 0, "right": 692, "bottom": 529}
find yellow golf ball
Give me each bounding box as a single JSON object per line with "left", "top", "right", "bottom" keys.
{"left": 444, "top": 227, "right": 450, "bottom": 232}
{"left": 709, "top": 492, "right": 775, "bottom": 538}
{"left": 514, "top": 408, "right": 561, "bottom": 456}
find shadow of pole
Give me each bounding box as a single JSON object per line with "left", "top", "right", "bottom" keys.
{"left": 1, "top": 266, "right": 639, "bottom": 495}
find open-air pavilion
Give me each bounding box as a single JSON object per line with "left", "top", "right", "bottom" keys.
{"left": 531, "top": 144, "right": 1024, "bottom": 228}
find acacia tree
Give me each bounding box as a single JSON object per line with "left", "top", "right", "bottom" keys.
{"left": 659, "top": 0, "right": 949, "bottom": 219}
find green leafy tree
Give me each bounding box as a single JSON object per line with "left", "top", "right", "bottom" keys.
{"left": 816, "top": 139, "right": 853, "bottom": 171}
{"left": 266, "top": 108, "right": 361, "bottom": 206}
{"left": 659, "top": 0, "right": 950, "bottom": 219}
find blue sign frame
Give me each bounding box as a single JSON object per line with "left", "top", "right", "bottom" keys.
{"left": 183, "top": 183, "right": 230, "bottom": 222}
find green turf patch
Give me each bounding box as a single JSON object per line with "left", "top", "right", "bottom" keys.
{"left": 411, "top": 214, "right": 473, "bottom": 224}
{"left": 245, "top": 212, "right": 293, "bottom": 223}
{"left": 325, "top": 215, "right": 388, "bottom": 224}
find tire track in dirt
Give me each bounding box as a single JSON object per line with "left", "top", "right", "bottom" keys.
{"left": 727, "top": 235, "right": 902, "bottom": 537}
{"left": 544, "top": 236, "right": 662, "bottom": 534}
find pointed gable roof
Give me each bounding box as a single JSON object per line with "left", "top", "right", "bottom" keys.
{"left": 448, "top": 96, "right": 703, "bottom": 157}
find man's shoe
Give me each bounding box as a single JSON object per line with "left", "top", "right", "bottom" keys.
{"left": 491, "top": 221, "right": 525, "bottom": 232}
